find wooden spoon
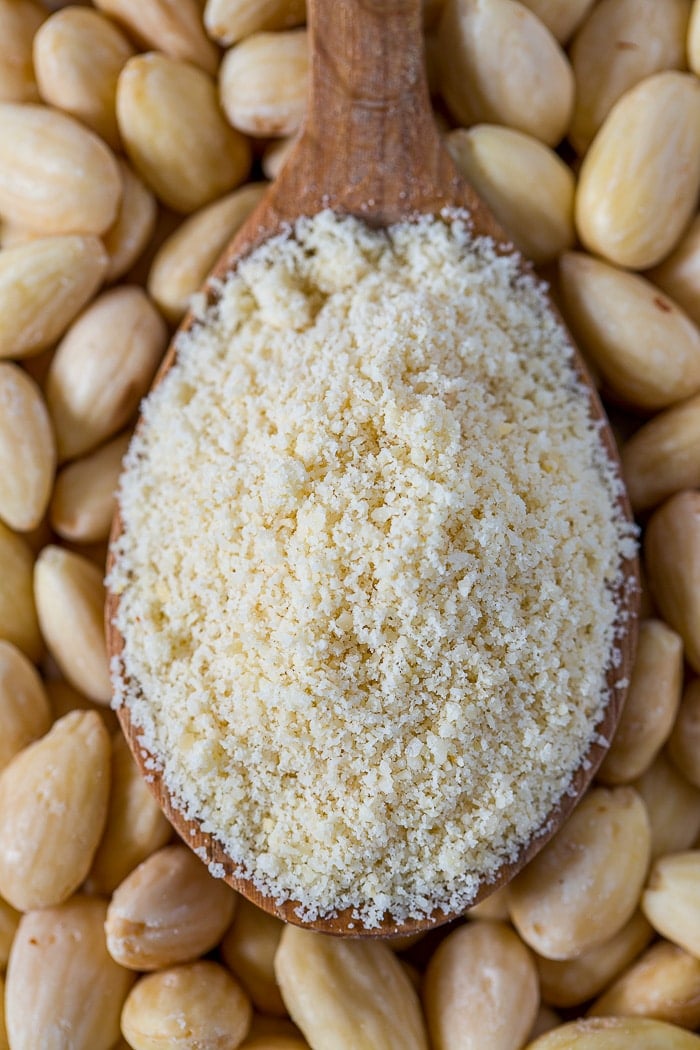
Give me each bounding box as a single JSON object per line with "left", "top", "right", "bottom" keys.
{"left": 107, "top": 0, "right": 639, "bottom": 936}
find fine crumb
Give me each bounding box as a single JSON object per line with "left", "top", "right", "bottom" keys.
{"left": 110, "top": 211, "right": 634, "bottom": 928}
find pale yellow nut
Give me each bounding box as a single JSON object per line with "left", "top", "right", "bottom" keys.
{"left": 576, "top": 72, "right": 700, "bottom": 270}
{"left": 589, "top": 940, "right": 700, "bottom": 1029}
{"left": 633, "top": 751, "right": 700, "bottom": 860}
{"left": 645, "top": 491, "right": 700, "bottom": 673}
{"left": 0, "top": 710, "right": 110, "bottom": 910}
{"left": 669, "top": 680, "right": 700, "bottom": 789}
{"left": 568, "top": 0, "right": 691, "bottom": 155}
{"left": 643, "top": 852, "right": 700, "bottom": 957}
{"left": 423, "top": 920, "right": 539, "bottom": 1050}
{"left": 117, "top": 52, "right": 251, "bottom": 213}
{"left": 0, "top": 0, "right": 44, "bottom": 102}
{"left": 33, "top": 7, "right": 133, "bottom": 149}
{"left": 103, "top": 160, "right": 158, "bottom": 284}
{"left": 95, "top": 0, "right": 219, "bottom": 74}
{"left": 50, "top": 432, "right": 129, "bottom": 544}
{"left": 45, "top": 285, "right": 167, "bottom": 463}
{"left": 34, "top": 545, "right": 111, "bottom": 703}
{"left": 517, "top": 0, "right": 594, "bottom": 42}
{"left": 0, "top": 363, "right": 55, "bottom": 532}
{"left": 88, "top": 732, "right": 171, "bottom": 895}
{"left": 648, "top": 214, "right": 700, "bottom": 328}
{"left": 220, "top": 30, "right": 308, "bottom": 138}
{"left": 598, "top": 620, "right": 683, "bottom": 784}
{"left": 0, "top": 235, "right": 108, "bottom": 360}
{"left": 275, "top": 926, "right": 429, "bottom": 1050}
{"left": 526, "top": 1016, "right": 700, "bottom": 1049}
{"left": 438, "top": 0, "right": 574, "bottom": 146}
{"left": 536, "top": 911, "right": 653, "bottom": 1009}
{"left": 508, "top": 787, "right": 651, "bottom": 960}
{"left": 445, "top": 125, "right": 575, "bottom": 264}
{"left": 6, "top": 896, "right": 134, "bottom": 1050}
{"left": 221, "top": 897, "right": 287, "bottom": 1016}
{"left": 44, "top": 677, "right": 119, "bottom": 733}
{"left": 106, "top": 844, "right": 238, "bottom": 971}
{"left": 0, "top": 523, "right": 40, "bottom": 662}
{"left": 0, "top": 103, "right": 121, "bottom": 234}
{"left": 121, "top": 960, "right": 252, "bottom": 1050}
{"left": 262, "top": 135, "right": 297, "bottom": 181}
{"left": 0, "top": 639, "right": 50, "bottom": 774}
{"left": 559, "top": 252, "right": 700, "bottom": 412}
{"left": 622, "top": 394, "right": 700, "bottom": 513}
{"left": 205, "top": 0, "right": 305, "bottom": 45}
{"left": 690, "top": 0, "right": 700, "bottom": 74}
{"left": 148, "top": 182, "right": 266, "bottom": 322}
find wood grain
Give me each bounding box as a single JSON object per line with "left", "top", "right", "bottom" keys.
{"left": 106, "top": 0, "right": 640, "bottom": 936}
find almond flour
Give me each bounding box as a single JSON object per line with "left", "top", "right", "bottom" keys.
{"left": 109, "top": 211, "right": 635, "bottom": 928}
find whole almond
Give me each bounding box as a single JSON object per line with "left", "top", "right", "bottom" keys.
{"left": 148, "top": 182, "right": 266, "bottom": 322}
{"left": 438, "top": 0, "right": 574, "bottom": 146}
{"left": 6, "top": 896, "right": 134, "bottom": 1050}
{"left": 0, "top": 711, "right": 110, "bottom": 910}
{"left": 668, "top": 679, "right": 700, "bottom": 789}
{"left": 633, "top": 752, "right": 700, "bottom": 861}
{"left": 589, "top": 940, "right": 700, "bottom": 1028}
{"left": 508, "top": 787, "right": 651, "bottom": 960}
{"left": 33, "top": 7, "right": 134, "bottom": 149}
{"left": 597, "top": 620, "right": 683, "bottom": 784}
{"left": 568, "top": 0, "right": 691, "bottom": 155}
{"left": 221, "top": 897, "right": 287, "bottom": 1016}
{"left": 645, "top": 491, "right": 700, "bottom": 673}
{"left": 88, "top": 732, "right": 171, "bottom": 895}
{"left": 117, "top": 52, "right": 251, "bottom": 213}
{"left": 622, "top": 394, "right": 700, "bottom": 513}
{"left": 559, "top": 253, "right": 700, "bottom": 412}
{"left": 536, "top": 911, "right": 654, "bottom": 1009}
{"left": 219, "top": 30, "right": 308, "bottom": 137}
{"left": 34, "top": 545, "right": 111, "bottom": 703}
{"left": 105, "top": 844, "right": 238, "bottom": 970}
{"left": 643, "top": 852, "right": 700, "bottom": 957}
{"left": 50, "top": 432, "right": 129, "bottom": 543}
{"left": 576, "top": 73, "right": 700, "bottom": 270}
{"left": 0, "top": 235, "right": 108, "bottom": 360}
{"left": 0, "top": 523, "right": 41, "bottom": 662}
{"left": 103, "top": 160, "right": 157, "bottom": 283}
{"left": 0, "top": 640, "right": 50, "bottom": 773}
{"left": 95, "top": 0, "right": 219, "bottom": 74}
{"left": 0, "top": 363, "right": 55, "bottom": 532}
{"left": 648, "top": 214, "right": 700, "bottom": 328}
{"left": 275, "top": 926, "right": 429, "bottom": 1050}
{"left": 518, "top": 0, "right": 594, "bottom": 42}
{"left": 205, "top": 0, "right": 305, "bottom": 45}
{"left": 0, "top": 103, "right": 121, "bottom": 234}
{"left": 445, "top": 124, "right": 575, "bottom": 264}
{"left": 527, "top": 1016, "right": 700, "bottom": 1048}
{"left": 0, "top": 0, "right": 44, "bottom": 102}
{"left": 45, "top": 285, "right": 167, "bottom": 462}
{"left": 121, "top": 961, "right": 252, "bottom": 1050}
{"left": 423, "top": 921, "right": 539, "bottom": 1050}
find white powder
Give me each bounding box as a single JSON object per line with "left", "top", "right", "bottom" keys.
{"left": 110, "top": 211, "right": 636, "bottom": 928}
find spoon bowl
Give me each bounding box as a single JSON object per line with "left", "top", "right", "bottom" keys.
{"left": 106, "top": 0, "right": 639, "bottom": 936}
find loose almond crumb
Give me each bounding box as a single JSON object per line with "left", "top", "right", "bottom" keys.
{"left": 110, "top": 211, "right": 635, "bottom": 928}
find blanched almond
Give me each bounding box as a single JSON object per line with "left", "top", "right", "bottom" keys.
{"left": 559, "top": 253, "right": 700, "bottom": 412}
{"left": 6, "top": 896, "right": 134, "bottom": 1050}
{"left": 648, "top": 214, "right": 700, "bottom": 328}
{"left": 95, "top": 0, "right": 219, "bottom": 74}
{"left": 219, "top": 30, "right": 308, "bottom": 137}
{"left": 518, "top": 0, "right": 594, "bottom": 42}
{"left": 103, "top": 160, "right": 157, "bottom": 283}
{"left": 205, "top": 0, "right": 305, "bottom": 45}
{"left": 622, "top": 394, "right": 700, "bottom": 512}
{"left": 633, "top": 752, "right": 700, "bottom": 860}
{"left": 0, "top": 523, "right": 41, "bottom": 662}
{"left": 508, "top": 787, "right": 651, "bottom": 959}
{"left": 88, "top": 732, "right": 171, "bottom": 895}
{"left": 575, "top": 73, "right": 700, "bottom": 270}
{"left": 148, "top": 182, "right": 266, "bottom": 322}
{"left": 34, "top": 545, "right": 111, "bottom": 703}
{"left": 0, "top": 640, "right": 50, "bottom": 773}
{"left": 106, "top": 844, "right": 237, "bottom": 970}
{"left": 0, "top": 0, "right": 44, "bottom": 103}
{"left": 0, "top": 363, "right": 55, "bottom": 532}
{"left": 669, "top": 679, "right": 700, "bottom": 789}
{"left": 50, "top": 432, "right": 129, "bottom": 543}
{"left": 527, "top": 1016, "right": 700, "bottom": 1048}
{"left": 45, "top": 285, "right": 167, "bottom": 462}
{"left": 645, "top": 491, "right": 700, "bottom": 673}
{"left": 117, "top": 53, "right": 251, "bottom": 213}
{"left": 589, "top": 940, "right": 700, "bottom": 1028}
{"left": 0, "top": 711, "right": 110, "bottom": 910}
{"left": 438, "top": 0, "right": 574, "bottom": 146}
{"left": 0, "top": 103, "right": 121, "bottom": 235}
{"left": 643, "top": 852, "right": 700, "bottom": 957}
{"left": 0, "top": 235, "right": 108, "bottom": 360}
{"left": 221, "top": 898, "right": 287, "bottom": 1016}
